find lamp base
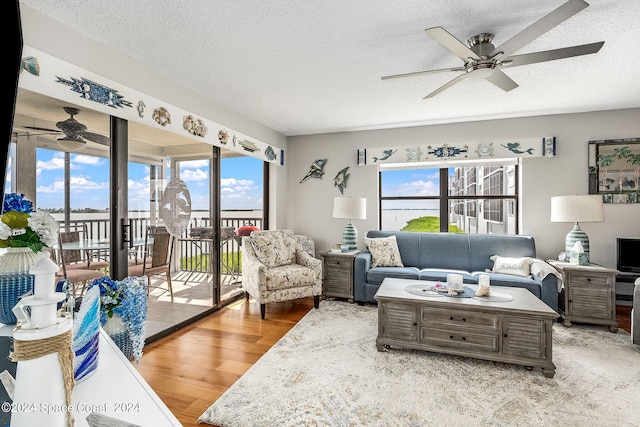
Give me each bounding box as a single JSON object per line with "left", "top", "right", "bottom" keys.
{"left": 342, "top": 222, "right": 358, "bottom": 252}
{"left": 565, "top": 223, "right": 590, "bottom": 265}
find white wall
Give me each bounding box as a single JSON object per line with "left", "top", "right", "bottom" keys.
{"left": 287, "top": 109, "right": 640, "bottom": 269}
{"left": 20, "top": 5, "right": 640, "bottom": 269}
{"left": 20, "top": 5, "right": 291, "bottom": 229}
{"left": 19, "top": 5, "right": 287, "bottom": 149}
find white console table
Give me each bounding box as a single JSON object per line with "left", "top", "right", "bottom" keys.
{"left": 0, "top": 325, "right": 181, "bottom": 426}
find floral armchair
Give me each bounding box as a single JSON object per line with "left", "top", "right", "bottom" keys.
{"left": 241, "top": 230, "right": 322, "bottom": 319}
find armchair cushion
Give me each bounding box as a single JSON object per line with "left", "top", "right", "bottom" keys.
{"left": 265, "top": 263, "right": 320, "bottom": 291}
{"left": 249, "top": 230, "right": 296, "bottom": 268}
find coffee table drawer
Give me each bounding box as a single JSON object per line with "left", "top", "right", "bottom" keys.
{"left": 421, "top": 307, "right": 500, "bottom": 331}
{"left": 420, "top": 327, "right": 499, "bottom": 353}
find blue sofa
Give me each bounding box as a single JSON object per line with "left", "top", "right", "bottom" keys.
{"left": 354, "top": 231, "right": 559, "bottom": 312}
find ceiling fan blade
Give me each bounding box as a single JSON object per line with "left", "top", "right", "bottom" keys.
{"left": 484, "top": 70, "right": 519, "bottom": 92}
{"left": 425, "top": 27, "right": 480, "bottom": 61}
{"left": 81, "top": 131, "right": 110, "bottom": 146}
{"left": 382, "top": 66, "right": 466, "bottom": 80}
{"left": 502, "top": 41, "right": 604, "bottom": 68}
{"left": 423, "top": 73, "right": 468, "bottom": 99}
{"left": 23, "top": 125, "right": 61, "bottom": 133}
{"left": 490, "top": 0, "right": 589, "bottom": 59}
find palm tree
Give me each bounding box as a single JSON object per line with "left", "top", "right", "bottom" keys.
{"left": 613, "top": 146, "right": 632, "bottom": 190}
{"left": 597, "top": 154, "right": 614, "bottom": 190}
{"left": 627, "top": 153, "right": 640, "bottom": 196}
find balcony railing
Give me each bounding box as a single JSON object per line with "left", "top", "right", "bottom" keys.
{"left": 56, "top": 216, "right": 264, "bottom": 276}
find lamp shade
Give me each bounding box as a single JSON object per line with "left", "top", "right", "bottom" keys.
{"left": 550, "top": 195, "right": 604, "bottom": 223}
{"left": 332, "top": 197, "right": 366, "bottom": 220}
{"left": 550, "top": 195, "right": 604, "bottom": 264}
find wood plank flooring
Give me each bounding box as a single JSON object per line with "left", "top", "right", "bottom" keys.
{"left": 135, "top": 297, "right": 315, "bottom": 427}
{"left": 136, "top": 298, "right": 633, "bottom": 427}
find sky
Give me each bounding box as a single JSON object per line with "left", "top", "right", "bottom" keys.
{"left": 380, "top": 167, "right": 451, "bottom": 210}
{"left": 13, "top": 147, "right": 264, "bottom": 211}
{"left": 5, "top": 147, "right": 456, "bottom": 212}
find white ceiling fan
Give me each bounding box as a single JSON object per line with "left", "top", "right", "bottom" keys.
{"left": 382, "top": 0, "right": 604, "bottom": 99}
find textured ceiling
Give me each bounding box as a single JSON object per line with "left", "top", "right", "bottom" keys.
{"left": 18, "top": 0, "right": 640, "bottom": 137}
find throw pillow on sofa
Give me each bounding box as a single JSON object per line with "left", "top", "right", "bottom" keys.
{"left": 489, "top": 255, "right": 533, "bottom": 277}
{"left": 364, "top": 235, "right": 404, "bottom": 268}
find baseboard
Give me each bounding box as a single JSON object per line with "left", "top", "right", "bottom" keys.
{"left": 616, "top": 294, "right": 633, "bottom": 306}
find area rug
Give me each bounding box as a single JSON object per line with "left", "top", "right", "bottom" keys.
{"left": 199, "top": 300, "right": 640, "bottom": 426}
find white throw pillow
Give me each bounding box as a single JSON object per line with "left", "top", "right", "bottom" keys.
{"left": 490, "top": 255, "right": 533, "bottom": 277}
{"left": 364, "top": 235, "right": 404, "bottom": 268}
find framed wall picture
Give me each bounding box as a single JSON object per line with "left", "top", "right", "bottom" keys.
{"left": 588, "top": 138, "right": 640, "bottom": 203}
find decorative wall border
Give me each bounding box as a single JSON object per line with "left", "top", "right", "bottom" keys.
{"left": 357, "top": 137, "right": 555, "bottom": 166}
{"left": 18, "top": 46, "right": 284, "bottom": 165}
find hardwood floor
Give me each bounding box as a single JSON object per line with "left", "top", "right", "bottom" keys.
{"left": 135, "top": 296, "right": 316, "bottom": 427}
{"left": 136, "top": 299, "right": 633, "bottom": 427}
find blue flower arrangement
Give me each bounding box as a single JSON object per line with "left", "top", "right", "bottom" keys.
{"left": 0, "top": 193, "right": 58, "bottom": 253}
{"left": 87, "top": 276, "right": 147, "bottom": 364}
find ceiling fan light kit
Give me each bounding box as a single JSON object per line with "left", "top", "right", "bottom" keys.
{"left": 57, "top": 136, "right": 87, "bottom": 151}
{"left": 382, "top": 0, "right": 604, "bottom": 98}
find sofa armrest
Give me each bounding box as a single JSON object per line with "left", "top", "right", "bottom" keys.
{"left": 530, "top": 271, "right": 559, "bottom": 313}
{"left": 354, "top": 251, "right": 372, "bottom": 302}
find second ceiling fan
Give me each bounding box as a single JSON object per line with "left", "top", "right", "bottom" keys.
{"left": 55, "top": 107, "right": 110, "bottom": 148}
{"left": 382, "top": 0, "right": 604, "bottom": 99}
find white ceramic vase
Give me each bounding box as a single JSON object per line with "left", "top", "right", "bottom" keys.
{"left": 0, "top": 247, "right": 41, "bottom": 274}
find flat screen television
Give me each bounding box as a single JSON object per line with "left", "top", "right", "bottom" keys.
{"left": 617, "top": 238, "right": 640, "bottom": 273}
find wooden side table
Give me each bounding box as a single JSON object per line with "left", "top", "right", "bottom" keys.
{"left": 549, "top": 261, "right": 619, "bottom": 333}
{"left": 320, "top": 250, "right": 359, "bottom": 302}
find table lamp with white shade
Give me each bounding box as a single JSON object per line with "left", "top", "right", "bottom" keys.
{"left": 550, "top": 194, "right": 604, "bottom": 264}
{"left": 333, "top": 196, "right": 366, "bottom": 251}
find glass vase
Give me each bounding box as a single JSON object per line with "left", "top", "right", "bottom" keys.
{"left": 103, "top": 314, "right": 133, "bottom": 360}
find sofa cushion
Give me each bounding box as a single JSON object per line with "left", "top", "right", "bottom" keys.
{"left": 365, "top": 231, "right": 471, "bottom": 271}
{"left": 489, "top": 255, "right": 533, "bottom": 277}
{"left": 364, "top": 235, "right": 404, "bottom": 267}
{"left": 418, "top": 268, "right": 476, "bottom": 284}
{"left": 468, "top": 235, "right": 536, "bottom": 272}
{"left": 367, "top": 266, "right": 419, "bottom": 285}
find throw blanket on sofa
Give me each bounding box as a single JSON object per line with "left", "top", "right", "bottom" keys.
{"left": 531, "top": 258, "right": 563, "bottom": 292}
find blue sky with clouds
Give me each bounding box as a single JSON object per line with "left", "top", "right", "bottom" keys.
{"left": 28, "top": 148, "right": 263, "bottom": 211}
{"left": 381, "top": 168, "right": 441, "bottom": 197}
{"left": 7, "top": 148, "right": 455, "bottom": 212}
{"left": 380, "top": 167, "right": 456, "bottom": 210}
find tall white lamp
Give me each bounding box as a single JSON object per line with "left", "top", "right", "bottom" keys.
{"left": 333, "top": 196, "right": 366, "bottom": 251}
{"left": 550, "top": 195, "right": 604, "bottom": 263}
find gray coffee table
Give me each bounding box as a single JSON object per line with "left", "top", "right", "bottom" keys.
{"left": 374, "top": 278, "right": 558, "bottom": 378}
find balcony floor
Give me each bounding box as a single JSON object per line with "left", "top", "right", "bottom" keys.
{"left": 144, "top": 271, "right": 243, "bottom": 338}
